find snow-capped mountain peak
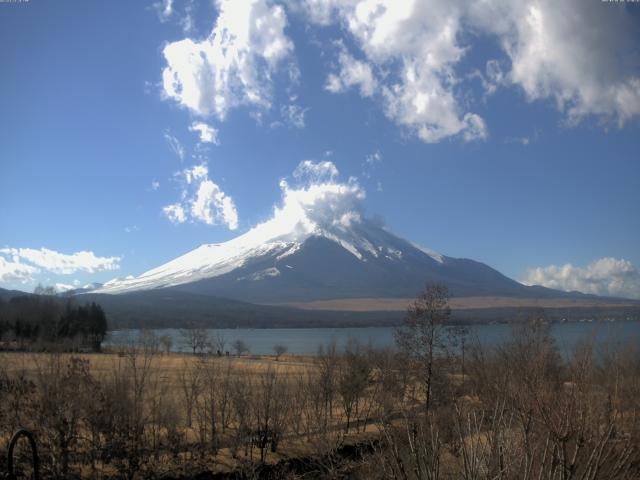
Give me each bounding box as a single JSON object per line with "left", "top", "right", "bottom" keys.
{"left": 92, "top": 215, "right": 444, "bottom": 295}
{"left": 80, "top": 162, "right": 589, "bottom": 304}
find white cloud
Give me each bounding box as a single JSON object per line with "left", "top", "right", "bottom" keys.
{"left": 54, "top": 282, "right": 77, "bottom": 293}
{"left": 281, "top": 104, "right": 307, "bottom": 128}
{"left": 164, "top": 131, "right": 185, "bottom": 161}
{"left": 521, "top": 257, "right": 640, "bottom": 300}
{"left": 157, "top": 1, "right": 639, "bottom": 144}
{"left": 154, "top": 0, "right": 173, "bottom": 22}
{"left": 293, "top": 159, "right": 339, "bottom": 182}
{"left": 277, "top": 162, "right": 365, "bottom": 229}
{"left": 238, "top": 160, "right": 365, "bottom": 243}
{"left": 0, "top": 247, "right": 121, "bottom": 275}
{"left": 189, "top": 122, "right": 219, "bottom": 144}
{"left": 300, "top": 0, "right": 640, "bottom": 142}
{"left": 151, "top": 179, "right": 160, "bottom": 191}
{"left": 483, "top": 59, "right": 506, "bottom": 96}
{"left": 505, "top": 136, "right": 530, "bottom": 146}
{"left": 162, "top": 0, "right": 294, "bottom": 119}
{"left": 163, "top": 204, "right": 187, "bottom": 224}
{"left": 325, "top": 47, "right": 377, "bottom": 97}
{"left": 180, "top": 3, "right": 195, "bottom": 33}
{"left": 0, "top": 257, "right": 38, "bottom": 284}
{"left": 184, "top": 163, "right": 208, "bottom": 183}
{"left": 365, "top": 150, "right": 381, "bottom": 165}
{"left": 362, "top": 150, "right": 382, "bottom": 178}
{"left": 306, "top": 0, "right": 488, "bottom": 143}
{"left": 163, "top": 163, "right": 238, "bottom": 230}
{"left": 191, "top": 178, "right": 239, "bottom": 228}
{"left": 470, "top": 1, "right": 640, "bottom": 126}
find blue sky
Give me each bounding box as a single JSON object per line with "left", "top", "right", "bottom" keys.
{"left": 1, "top": 0, "right": 639, "bottom": 298}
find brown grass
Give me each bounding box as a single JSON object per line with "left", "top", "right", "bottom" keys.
{"left": 0, "top": 350, "right": 337, "bottom": 477}
{"left": 272, "top": 295, "right": 639, "bottom": 311}
{"left": 0, "top": 350, "right": 316, "bottom": 384}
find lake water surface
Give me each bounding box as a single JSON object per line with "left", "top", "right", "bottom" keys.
{"left": 105, "top": 320, "right": 640, "bottom": 356}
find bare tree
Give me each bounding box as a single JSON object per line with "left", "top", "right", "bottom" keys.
{"left": 217, "top": 359, "right": 234, "bottom": 433}
{"left": 273, "top": 343, "right": 287, "bottom": 361}
{"left": 122, "top": 342, "right": 157, "bottom": 476}
{"left": 178, "top": 357, "right": 202, "bottom": 428}
{"left": 32, "top": 354, "right": 91, "bottom": 477}
{"left": 181, "top": 327, "right": 210, "bottom": 355}
{"left": 317, "top": 340, "right": 339, "bottom": 431}
{"left": 34, "top": 284, "right": 57, "bottom": 296}
{"left": 232, "top": 339, "right": 249, "bottom": 357}
{"left": 395, "top": 283, "right": 450, "bottom": 414}
{"left": 251, "top": 367, "right": 290, "bottom": 462}
{"left": 139, "top": 329, "right": 160, "bottom": 354}
{"left": 213, "top": 331, "right": 227, "bottom": 355}
{"left": 448, "top": 324, "right": 470, "bottom": 393}
{"left": 195, "top": 357, "right": 221, "bottom": 453}
{"left": 338, "top": 340, "right": 371, "bottom": 432}
{"left": 159, "top": 334, "right": 173, "bottom": 354}
{"left": 229, "top": 374, "right": 252, "bottom": 459}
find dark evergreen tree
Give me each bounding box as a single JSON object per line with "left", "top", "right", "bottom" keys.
{"left": 0, "top": 292, "right": 109, "bottom": 351}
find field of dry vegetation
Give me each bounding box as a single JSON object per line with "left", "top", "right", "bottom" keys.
{"left": 1, "top": 292, "right": 639, "bottom": 479}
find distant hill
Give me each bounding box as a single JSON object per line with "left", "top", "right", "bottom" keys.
{"left": 80, "top": 290, "right": 402, "bottom": 329}
{"left": 0, "top": 287, "right": 32, "bottom": 301}
{"left": 83, "top": 289, "right": 640, "bottom": 329}
{"left": 2, "top": 287, "right": 638, "bottom": 329}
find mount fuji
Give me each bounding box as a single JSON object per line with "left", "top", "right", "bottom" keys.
{"left": 77, "top": 163, "right": 639, "bottom": 328}
{"left": 92, "top": 215, "right": 567, "bottom": 304}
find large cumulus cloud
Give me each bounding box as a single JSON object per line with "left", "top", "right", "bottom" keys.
{"left": 162, "top": 0, "right": 640, "bottom": 144}
{"left": 521, "top": 257, "right": 640, "bottom": 300}
{"left": 162, "top": 0, "right": 294, "bottom": 119}
{"left": 305, "top": 0, "right": 640, "bottom": 139}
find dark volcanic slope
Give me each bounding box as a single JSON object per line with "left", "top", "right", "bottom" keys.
{"left": 170, "top": 233, "right": 584, "bottom": 303}
{"left": 93, "top": 217, "right": 611, "bottom": 304}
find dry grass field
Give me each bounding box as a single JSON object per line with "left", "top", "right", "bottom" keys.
{"left": 0, "top": 350, "right": 317, "bottom": 380}
{"left": 277, "top": 295, "right": 640, "bottom": 311}
{"left": 1, "top": 319, "right": 639, "bottom": 479}
{"left": 0, "top": 347, "right": 382, "bottom": 478}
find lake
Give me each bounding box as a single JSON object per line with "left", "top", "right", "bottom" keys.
{"left": 105, "top": 320, "right": 640, "bottom": 356}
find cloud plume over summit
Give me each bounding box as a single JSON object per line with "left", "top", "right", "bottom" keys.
{"left": 238, "top": 159, "right": 366, "bottom": 244}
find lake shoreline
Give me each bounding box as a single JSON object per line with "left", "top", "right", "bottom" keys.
{"left": 105, "top": 320, "right": 640, "bottom": 356}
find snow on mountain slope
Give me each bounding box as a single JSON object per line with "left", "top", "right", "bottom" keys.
{"left": 95, "top": 160, "right": 450, "bottom": 295}
{"left": 93, "top": 160, "right": 537, "bottom": 301}
{"left": 411, "top": 242, "right": 444, "bottom": 263}
{"left": 94, "top": 216, "right": 444, "bottom": 295}
{"left": 96, "top": 241, "right": 292, "bottom": 293}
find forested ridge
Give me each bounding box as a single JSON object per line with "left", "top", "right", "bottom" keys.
{"left": 0, "top": 287, "right": 107, "bottom": 351}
